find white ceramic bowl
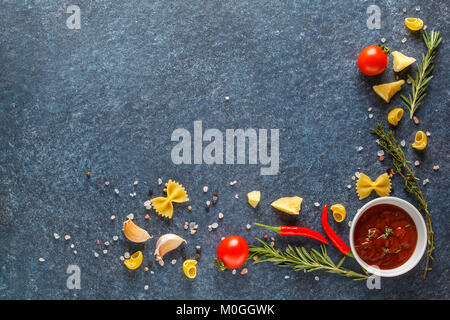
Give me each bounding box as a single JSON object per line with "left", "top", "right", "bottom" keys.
{"left": 349, "top": 197, "right": 427, "bottom": 277}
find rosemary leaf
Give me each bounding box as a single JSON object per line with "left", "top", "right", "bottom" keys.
{"left": 248, "top": 239, "right": 369, "bottom": 280}
{"left": 401, "top": 30, "right": 442, "bottom": 119}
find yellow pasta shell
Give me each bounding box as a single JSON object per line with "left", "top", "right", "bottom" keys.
{"left": 412, "top": 131, "right": 427, "bottom": 150}
{"left": 182, "top": 259, "right": 197, "bottom": 279}
{"left": 124, "top": 251, "right": 143, "bottom": 270}
{"left": 387, "top": 108, "right": 404, "bottom": 126}
{"left": 330, "top": 204, "right": 346, "bottom": 222}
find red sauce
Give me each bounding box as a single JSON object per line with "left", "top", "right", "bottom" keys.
{"left": 353, "top": 204, "right": 417, "bottom": 270}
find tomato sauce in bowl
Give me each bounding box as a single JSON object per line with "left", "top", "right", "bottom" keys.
{"left": 353, "top": 204, "right": 417, "bottom": 270}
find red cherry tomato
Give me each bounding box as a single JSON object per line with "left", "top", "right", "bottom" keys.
{"left": 357, "top": 45, "right": 389, "bottom": 76}
{"left": 216, "top": 235, "right": 249, "bottom": 269}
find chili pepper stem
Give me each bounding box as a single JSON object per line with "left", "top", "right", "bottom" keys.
{"left": 252, "top": 223, "right": 281, "bottom": 234}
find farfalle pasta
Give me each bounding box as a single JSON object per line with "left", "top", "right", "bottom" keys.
{"left": 356, "top": 173, "right": 391, "bottom": 200}
{"left": 151, "top": 180, "right": 189, "bottom": 218}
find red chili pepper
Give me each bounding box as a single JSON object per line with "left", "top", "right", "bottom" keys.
{"left": 321, "top": 205, "right": 353, "bottom": 257}
{"left": 252, "top": 223, "right": 329, "bottom": 245}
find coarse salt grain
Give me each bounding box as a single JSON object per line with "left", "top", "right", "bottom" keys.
{"left": 110, "top": 215, "right": 116, "bottom": 221}
{"left": 433, "top": 165, "right": 439, "bottom": 171}
{"left": 171, "top": 259, "right": 177, "bottom": 265}
{"left": 414, "top": 160, "right": 420, "bottom": 166}
{"left": 94, "top": 252, "right": 99, "bottom": 258}
{"left": 103, "top": 250, "right": 108, "bottom": 254}
{"left": 64, "top": 235, "right": 71, "bottom": 241}
{"left": 120, "top": 256, "right": 125, "bottom": 261}
{"left": 284, "top": 275, "right": 290, "bottom": 279}
{"left": 124, "top": 252, "right": 130, "bottom": 259}
{"left": 348, "top": 220, "right": 353, "bottom": 227}
{"left": 225, "top": 96, "right": 230, "bottom": 101}
{"left": 229, "top": 180, "right": 237, "bottom": 186}
{"left": 355, "top": 172, "right": 360, "bottom": 178}
{"left": 203, "top": 186, "right": 208, "bottom": 193}
{"left": 377, "top": 150, "right": 385, "bottom": 157}
{"left": 105, "top": 181, "right": 110, "bottom": 186}
{"left": 246, "top": 224, "right": 251, "bottom": 230}
{"left": 133, "top": 180, "right": 139, "bottom": 186}
{"left": 314, "top": 276, "right": 320, "bottom": 281}
{"left": 144, "top": 200, "right": 152, "bottom": 210}
{"left": 127, "top": 213, "right": 134, "bottom": 220}
{"left": 314, "top": 202, "right": 320, "bottom": 207}
{"left": 347, "top": 184, "right": 352, "bottom": 190}
{"left": 400, "top": 140, "right": 406, "bottom": 147}
{"left": 426, "top": 131, "right": 431, "bottom": 137}
{"left": 218, "top": 212, "right": 224, "bottom": 219}
{"left": 423, "top": 178, "right": 430, "bottom": 186}
{"left": 401, "top": 37, "right": 407, "bottom": 43}
{"left": 104, "top": 241, "right": 110, "bottom": 246}
{"left": 158, "top": 178, "right": 162, "bottom": 185}
{"left": 234, "top": 194, "right": 239, "bottom": 199}
{"left": 144, "top": 285, "right": 149, "bottom": 290}
{"left": 113, "top": 236, "right": 118, "bottom": 241}
{"left": 380, "top": 38, "right": 386, "bottom": 43}
{"left": 53, "top": 233, "right": 60, "bottom": 240}
{"left": 70, "top": 244, "right": 75, "bottom": 249}
{"left": 73, "top": 250, "right": 77, "bottom": 255}
{"left": 357, "top": 146, "right": 364, "bottom": 152}
{"left": 39, "top": 258, "right": 45, "bottom": 262}
{"left": 114, "top": 188, "right": 120, "bottom": 195}
{"left": 232, "top": 269, "right": 236, "bottom": 275}
{"left": 369, "top": 114, "right": 373, "bottom": 119}
{"left": 211, "top": 222, "right": 219, "bottom": 229}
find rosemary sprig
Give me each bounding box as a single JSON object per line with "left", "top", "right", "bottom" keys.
{"left": 401, "top": 30, "right": 442, "bottom": 119}
{"left": 248, "top": 238, "right": 370, "bottom": 280}
{"left": 371, "top": 123, "right": 433, "bottom": 278}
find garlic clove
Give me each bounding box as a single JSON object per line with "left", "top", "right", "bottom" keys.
{"left": 154, "top": 234, "right": 186, "bottom": 260}
{"left": 123, "top": 219, "right": 152, "bottom": 243}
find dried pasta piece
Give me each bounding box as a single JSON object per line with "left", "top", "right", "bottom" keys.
{"left": 271, "top": 196, "right": 303, "bottom": 215}
{"left": 356, "top": 173, "right": 391, "bottom": 200}
{"left": 151, "top": 180, "right": 189, "bottom": 218}
{"left": 412, "top": 131, "right": 427, "bottom": 150}
{"left": 182, "top": 259, "right": 197, "bottom": 279}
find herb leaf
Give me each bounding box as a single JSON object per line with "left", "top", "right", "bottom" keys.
{"left": 400, "top": 30, "right": 442, "bottom": 119}
{"left": 371, "top": 123, "right": 434, "bottom": 279}
{"left": 248, "top": 239, "right": 370, "bottom": 280}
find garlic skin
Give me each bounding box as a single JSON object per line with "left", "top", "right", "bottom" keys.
{"left": 154, "top": 234, "right": 186, "bottom": 260}
{"left": 123, "top": 219, "right": 152, "bottom": 243}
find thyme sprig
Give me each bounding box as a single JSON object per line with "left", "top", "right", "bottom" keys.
{"left": 401, "top": 30, "right": 442, "bottom": 119}
{"left": 248, "top": 238, "right": 370, "bottom": 280}
{"left": 371, "top": 123, "right": 433, "bottom": 278}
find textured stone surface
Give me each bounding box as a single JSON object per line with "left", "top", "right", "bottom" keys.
{"left": 0, "top": 0, "right": 448, "bottom": 299}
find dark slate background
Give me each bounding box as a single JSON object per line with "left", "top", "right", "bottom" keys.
{"left": 0, "top": 0, "right": 448, "bottom": 300}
